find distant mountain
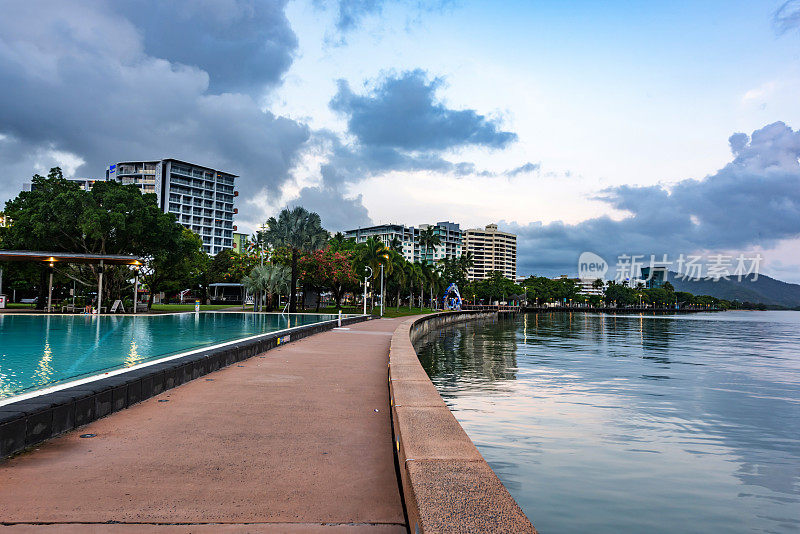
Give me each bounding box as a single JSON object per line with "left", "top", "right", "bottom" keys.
{"left": 668, "top": 272, "right": 800, "bottom": 308}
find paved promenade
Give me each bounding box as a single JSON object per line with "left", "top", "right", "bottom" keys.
{"left": 0, "top": 317, "right": 407, "bottom": 533}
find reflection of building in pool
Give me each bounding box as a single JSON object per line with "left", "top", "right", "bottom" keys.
{"left": 416, "top": 319, "right": 518, "bottom": 386}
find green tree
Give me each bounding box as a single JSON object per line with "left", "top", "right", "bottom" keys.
{"left": 298, "top": 246, "right": 358, "bottom": 309}
{"left": 418, "top": 227, "right": 441, "bottom": 264}
{"left": 3, "top": 169, "right": 206, "bottom": 308}
{"left": 471, "top": 271, "right": 522, "bottom": 304}
{"left": 261, "top": 207, "right": 328, "bottom": 313}
{"left": 358, "top": 237, "right": 390, "bottom": 309}
{"left": 242, "top": 263, "right": 290, "bottom": 311}
{"left": 387, "top": 250, "right": 409, "bottom": 309}
{"left": 139, "top": 228, "right": 207, "bottom": 309}
{"left": 209, "top": 249, "right": 258, "bottom": 283}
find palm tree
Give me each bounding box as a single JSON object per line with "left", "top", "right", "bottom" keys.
{"left": 388, "top": 250, "right": 407, "bottom": 309}
{"left": 411, "top": 262, "right": 424, "bottom": 308}
{"left": 261, "top": 207, "right": 328, "bottom": 313}
{"left": 242, "top": 264, "right": 290, "bottom": 311}
{"left": 388, "top": 236, "right": 403, "bottom": 253}
{"left": 458, "top": 251, "right": 474, "bottom": 275}
{"left": 418, "top": 227, "right": 441, "bottom": 264}
{"left": 358, "top": 237, "right": 391, "bottom": 309}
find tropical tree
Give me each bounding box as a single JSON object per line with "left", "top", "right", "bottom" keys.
{"left": 139, "top": 228, "right": 208, "bottom": 309}
{"left": 388, "top": 236, "right": 403, "bottom": 253}
{"left": 241, "top": 263, "right": 290, "bottom": 311}
{"left": 3, "top": 168, "right": 207, "bottom": 308}
{"left": 298, "top": 246, "right": 358, "bottom": 309}
{"left": 359, "top": 237, "right": 391, "bottom": 308}
{"left": 411, "top": 262, "right": 424, "bottom": 308}
{"left": 261, "top": 207, "right": 328, "bottom": 313}
{"left": 418, "top": 227, "right": 441, "bottom": 264}
{"left": 209, "top": 249, "right": 258, "bottom": 283}
{"left": 388, "top": 250, "right": 408, "bottom": 309}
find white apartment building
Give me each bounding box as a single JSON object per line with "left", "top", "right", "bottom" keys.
{"left": 344, "top": 224, "right": 418, "bottom": 262}
{"left": 344, "top": 221, "right": 463, "bottom": 264}
{"left": 107, "top": 159, "right": 237, "bottom": 255}
{"left": 557, "top": 275, "right": 605, "bottom": 296}
{"left": 463, "top": 224, "right": 517, "bottom": 281}
{"left": 417, "top": 221, "right": 462, "bottom": 263}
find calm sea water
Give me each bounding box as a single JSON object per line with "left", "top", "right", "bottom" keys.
{"left": 416, "top": 311, "right": 800, "bottom": 534}
{"left": 0, "top": 312, "right": 338, "bottom": 400}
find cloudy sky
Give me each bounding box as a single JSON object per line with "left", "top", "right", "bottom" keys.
{"left": 1, "top": 0, "right": 800, "bottom": 280}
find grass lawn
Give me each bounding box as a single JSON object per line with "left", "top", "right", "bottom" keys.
{"left": 148, "top": 304, "right": 246, "bottom": 312}
{"left": 379, "top": 307, "right": 435, "bottom": 318}
{"left": 316, "top": 305, "right": 434, "bottom": 318}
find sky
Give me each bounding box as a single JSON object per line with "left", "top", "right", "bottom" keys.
{"left": 1, "top": 0, "right": 799, "bottom": 280}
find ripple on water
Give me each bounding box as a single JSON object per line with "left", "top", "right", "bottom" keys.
{"left": 416, "top": 311, "right": 800, "bottom": 534}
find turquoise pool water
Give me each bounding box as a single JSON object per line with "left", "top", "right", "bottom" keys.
{"left": 0, "top": 312, "right": 339, "bottom": 400}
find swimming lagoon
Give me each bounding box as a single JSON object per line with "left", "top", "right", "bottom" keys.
{"left": 0, "top": 312, "right": 340, "bottom": 401}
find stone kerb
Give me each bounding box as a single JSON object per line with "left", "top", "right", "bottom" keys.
{"left": 389, "top": 311, "right": 536, "bottom": 533}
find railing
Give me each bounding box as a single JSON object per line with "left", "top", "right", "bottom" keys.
{"left": 461, "top": 304, "right": 521, "bottom": 311}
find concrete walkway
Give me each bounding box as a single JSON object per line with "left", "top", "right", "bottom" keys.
{"left": 0, "top": 318, "right": 408, "bottom": 533}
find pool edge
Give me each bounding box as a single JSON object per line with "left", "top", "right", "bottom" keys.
{"left": 0, "top": 314, "right": 371, "bottom": 460}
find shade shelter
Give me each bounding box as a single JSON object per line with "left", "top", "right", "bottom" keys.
{"left": 208, "top": 282, "right": 245, "bottom": 305}
{"left": 0, "top": 250, "right": 143, "bottom": 313}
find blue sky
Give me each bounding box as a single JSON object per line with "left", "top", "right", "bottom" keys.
{"left": 1, "top": 1, "right": 799, "bottom": 280}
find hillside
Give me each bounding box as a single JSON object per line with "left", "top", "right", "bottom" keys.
{"left": 668, "top": 272, "right": 800, "bottom": 308}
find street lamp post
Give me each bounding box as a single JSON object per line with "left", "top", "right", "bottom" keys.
{"left": 380, "top": 264, "right": 384, "bottom": 317}
{"left": 363, "top": 266, "right": 373, "bottom": 316}
{"left": 133, "top": 266, "right": 140, "bottom": 314}
{"left": 47, "top": 262, "right": 54, "bottom": 312}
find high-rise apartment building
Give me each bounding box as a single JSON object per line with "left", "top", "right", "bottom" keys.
{"left": 344, "top": 221, "right": 463, "bottom": 264}
{"left": 463, "top": 223, "right": 517, "bottom": 281}
{"left": 107, "top": 159, "right": 237, "bottom": 255}
{"left": 417, "top": 221, "right": 462, "bottom": 263}
{"left": 344, "top": 224, "right": 418, "bottom": 262}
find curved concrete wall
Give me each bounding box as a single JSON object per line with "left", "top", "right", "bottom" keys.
{"left": 0, "top": 314, "right": 370, "bottom": 459}
{"left": 389, "top": 311, "right": 536, "bottom": 533}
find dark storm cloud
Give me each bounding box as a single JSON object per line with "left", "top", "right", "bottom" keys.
{"left": 330, "top": 70, "right": 517, "bottom": 151}
{"left": 510, "top": 122, "right": 800, "bottom": 277}
{"left": 0, "top": 1, "right": 308, "bottom": 220}
{"left": 290, "top": 186, "right": 372, "bottom": 231}
{"left": 774, "top": 0, "right": 800, "bottom": 33}
{"left": 116, "top": 0, "right": 297, "bottom": 94}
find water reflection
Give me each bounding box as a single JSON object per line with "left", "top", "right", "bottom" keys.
{"left": 417, "top": 317, "right": 519, "bottom": 388}
{"left": 416, "top": 311, "right": 800, "bottom": 534}
{"left": 0, "top": 312, "right": 338, "bottom": 399}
